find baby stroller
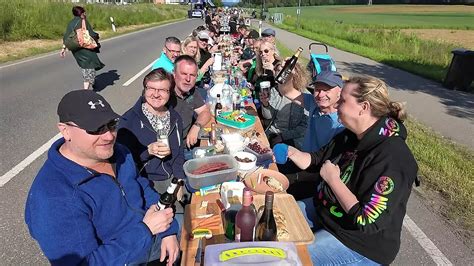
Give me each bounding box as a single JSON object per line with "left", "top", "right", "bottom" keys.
{"left": 307, "top": 42, "right": 337, "bottom": 80}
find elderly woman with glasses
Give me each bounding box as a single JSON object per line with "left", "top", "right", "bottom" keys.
{"left": 273, "top": 76, "right": 418, "bottom": 265}
{"left": 117, "top": 68, "right": 186, "bottom": 197}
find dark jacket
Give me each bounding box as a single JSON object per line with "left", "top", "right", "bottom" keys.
{"left": 25, "top": 139, "right": 178, "bottom": 265}
{"left": 117, "top": 97, "right": 185, "bottom": 181}
{"left": 64, "top": 16, "right": 104, "bottom": 71}
{"left": 308, "top": 117, "right": 418, "bottom": 265}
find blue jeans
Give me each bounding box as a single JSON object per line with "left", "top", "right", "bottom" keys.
{"left": 127, "top": 214, "right": 183, "bottom": 266}
{"left": 297, "top": 198, "right": 381, "bottom": 266}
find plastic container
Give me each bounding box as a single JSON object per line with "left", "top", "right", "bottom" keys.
{"left": 233, "top": 151, "right": 257, "bottom": 171}
{"left": 245, "top": 141, "right": 273, "bottom": 164}
{"left": 204, "top": 241, "right": 302, "bottom": 266}
{"left": 184, "top": 155, "right": 239, "bottom": 189}
{"left": 217, "top": 111, "right": 256, "bottom": 130}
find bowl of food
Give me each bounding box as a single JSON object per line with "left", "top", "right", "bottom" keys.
{"left": 233, "top": 151, "right": 257, "bottom": 171}
{"left": 243, "top": 169, "right": 289, "bottom": 194}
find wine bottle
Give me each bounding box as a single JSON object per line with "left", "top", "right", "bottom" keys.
{"left": 215, "top": 94, "right": 223, "bottom": 117}
{"left": 157, "top": 178, "right": 183, "bottom": 211}
{"left": 256, "top": 191, "right": 277, "bottom": 241}
{"left": 275, "top": 47, "right": 303, "bottom": 84}
{"left": 235, "top": 188, "right": 256, "bottom": 242}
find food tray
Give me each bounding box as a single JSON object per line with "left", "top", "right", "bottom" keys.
{"left": 216, "top": 111, "right": 256, "bottom": 130}
{"left": 184, "top": 154, "right": 239, "bottom": 189}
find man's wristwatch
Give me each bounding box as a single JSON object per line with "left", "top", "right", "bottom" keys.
{"left": 193, "top": 122, "right": 203, "bottom": 129}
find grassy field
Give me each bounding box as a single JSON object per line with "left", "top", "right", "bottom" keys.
{"left": 270, "top": 5, "right": 474, "bottom": 87}
{"left": 277, "top": 39, "right": 474, "bottom": 236}
{"left": 0, "top": 1, "right": 187, "bottom": 63}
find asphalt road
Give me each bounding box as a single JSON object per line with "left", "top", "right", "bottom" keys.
{"left": 0, "top": 19, "right": 472, "bottom": 265}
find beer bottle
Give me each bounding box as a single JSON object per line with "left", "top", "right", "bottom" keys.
{"left": 215, "top": 94, "right": 223, "bottom": 117}
{"left": 275, "top": 47, "right": 303, "bottom": 84}
{"left": 157, "top": 178, "right": 184, "bottom": 211}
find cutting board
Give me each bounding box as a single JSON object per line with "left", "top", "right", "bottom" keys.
{"left": 253, "top": 194, "right": 315, "bottom": 245}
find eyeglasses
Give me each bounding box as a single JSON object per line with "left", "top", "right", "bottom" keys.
{"left": 259, "top": 49, "right": 270, "bottom": 55}
{"left": 65, "top": 119, "right": 119, "bottom": 135}
{"left": 165, "top": 46, "right": 181, "bottom": 55}
{"left": 146, "top": 86, "right": 170, "bottom": 94}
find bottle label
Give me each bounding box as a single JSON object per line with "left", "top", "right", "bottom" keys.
{"left": 156, "top": 202, "right": 166, "bottom": 211}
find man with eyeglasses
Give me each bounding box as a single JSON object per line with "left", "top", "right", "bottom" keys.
{"left": 152, "top": 36, "right": 181, "bottom": 73}
{"left": 25, "top": 90, "right": 180, "bottom": 265}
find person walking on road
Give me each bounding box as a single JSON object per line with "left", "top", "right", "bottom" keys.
{"left": 60, "top": 6, "right": 104, "bottom": 90}
{"left": 25, "top": 90, "right": 180, "bottom": 266}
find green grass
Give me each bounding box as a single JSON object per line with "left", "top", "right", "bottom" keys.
{"left": 0, "top": 0, "right": 187, "bottom": 41}
{"left": 276, "top": 26, "right": 474, "bottom": 233}
{"left": 270, "top": 5, "right": 472, "bottom": 86}
{"left": 272, "top": 5, "right": 474, "bottom": 30}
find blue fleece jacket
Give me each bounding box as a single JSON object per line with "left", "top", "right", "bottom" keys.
{"left": 24, "top": 139, "right": 178, "bottom": 265}
{"left": 117, "top": 97, "right": 186, "bottom": 181}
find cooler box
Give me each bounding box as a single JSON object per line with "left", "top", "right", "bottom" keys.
{"left": 204, "top": 241, "right": 302, "bottom": 266}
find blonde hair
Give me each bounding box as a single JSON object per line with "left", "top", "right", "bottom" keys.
{"left": 181, "top": 36, "right": 200, "bottom": 64}
{"left": 255, "top": 41, "right": 281, "bottom": 77}
{"left": 347, "top": 76, "right": 407, "bottom": 121}
{"left": 288, "top": 63, "right": 310, "bottom": 91}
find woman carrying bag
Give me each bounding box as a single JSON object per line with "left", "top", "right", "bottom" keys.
{"left": 61, "top": 6, "right": 104, "bottom": 90}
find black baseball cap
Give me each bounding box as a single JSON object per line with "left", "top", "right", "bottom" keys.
{"left": 57, "top": 90, "right": 120, "bottom": 132}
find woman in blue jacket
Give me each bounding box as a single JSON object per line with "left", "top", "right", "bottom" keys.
{"left": 117, "top": 68, "right": 186, "bottom": 195}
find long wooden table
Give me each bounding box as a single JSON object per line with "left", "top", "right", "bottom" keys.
{"left": 179, "top": 106, "right": 313, "bottom": 265}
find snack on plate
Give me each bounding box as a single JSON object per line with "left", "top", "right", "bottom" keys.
{"left": 263, "top": 176, "right": 284, "bottom": 192}
{"left": 273, "top": 208, "right": 290, "bottom": 240}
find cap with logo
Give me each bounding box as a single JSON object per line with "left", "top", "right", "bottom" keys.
{"left": 309, "top": 71, "right": 344, "bottom": 89}
{"left": 261, "top": 28, "right": 276, "bottom": 37}
{"left": 57, "top": 90, "right": 120, "bottom": 132}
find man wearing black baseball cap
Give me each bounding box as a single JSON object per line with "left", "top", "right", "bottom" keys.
{"left": 25, "top": 90, "right": 180, "bottom": 265}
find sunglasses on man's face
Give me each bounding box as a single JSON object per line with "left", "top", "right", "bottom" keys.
{"left": 198, "top": 38, "right": 209, "bottom": 42}
{"left": 66, "top": 119, "right": 119, "bottom": 135}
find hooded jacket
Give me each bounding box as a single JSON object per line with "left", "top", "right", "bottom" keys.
{"left": 25, "top": 139, "right": 178, "bottom": 265}
{"left": 117, "top": 97, "right": 185, "bottom": 181}
{"left": 308, "top": 117, "right": 418, "bottom": 265}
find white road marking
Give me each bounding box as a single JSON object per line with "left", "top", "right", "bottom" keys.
{"left": 403, "top": 215, "right": 453, "bottom": 265}
{"left": 0, "top": 133, "right": 62, "bottom": 187}
{"left": 122, "top": 61, "right": 156, "bottom": 87}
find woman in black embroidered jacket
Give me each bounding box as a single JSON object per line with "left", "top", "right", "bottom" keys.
{"left": 274, "top": 76, "right": 418, "bottom": 265}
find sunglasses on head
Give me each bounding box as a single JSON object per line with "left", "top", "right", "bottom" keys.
{"left": 66, "top": 119, "right": 119, "bottom": 135}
